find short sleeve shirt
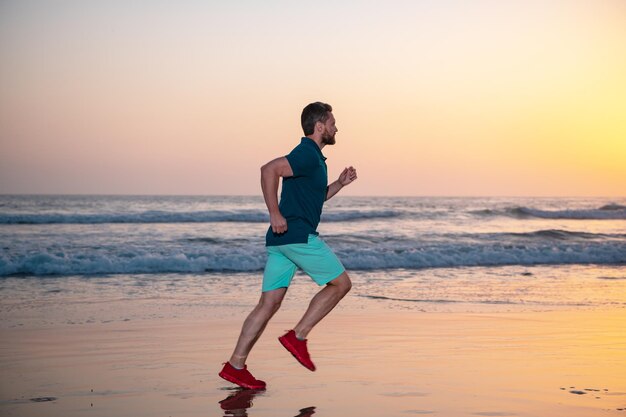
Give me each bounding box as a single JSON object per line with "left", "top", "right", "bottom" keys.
{"left": 265, "top": 137, "right": 328, "bottom": 246}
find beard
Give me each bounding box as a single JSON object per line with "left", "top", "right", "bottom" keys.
{"left": 321, "top": 131, "right": 336, "bottom": 145}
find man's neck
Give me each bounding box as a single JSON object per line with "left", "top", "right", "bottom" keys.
{"left": 305, "top": 135, "right": 325, "bottom": 150}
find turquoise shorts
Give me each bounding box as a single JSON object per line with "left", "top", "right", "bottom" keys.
{"left": 262, "top": 234, "right": 346, "bottom": 292}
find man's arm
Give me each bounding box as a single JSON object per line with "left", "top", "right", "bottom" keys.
{"left": 261, "top": 157, "right": 293, "bottom": 234}
{"left": 326, "top": 166, "right": 357, "bottom": 201}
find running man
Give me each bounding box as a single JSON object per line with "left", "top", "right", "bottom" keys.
{"left": 219, "top": 102, "right": 357, "bottom": 389}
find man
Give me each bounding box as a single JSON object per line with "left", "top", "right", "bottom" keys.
{"left": 219, "top": 102, "right": 357, "bottom": 390}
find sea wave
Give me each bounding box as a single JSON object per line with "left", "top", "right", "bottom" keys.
{"left": 329, "top": 229, "right": 625, "bottom": 243}
{"left": 0, "top": 250, "right": 265, "bottom": 276}
{"left": 599, "top": 203, "right": 626, "bottom": 211}
{"left": 0, "top": 209, "right": 403, "bottom": 225}
{"left": 336, "top": 241, "right": 626, "bottom": 270}
{"left": 472, "top": 205, "right": 626, "bottom": 220}
{"left": 2, "top": 239, "right": 624, "bottom": 276}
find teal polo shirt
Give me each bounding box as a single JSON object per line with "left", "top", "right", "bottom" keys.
{"left": 266, "top": 137, "right": 328, "bottom": 246}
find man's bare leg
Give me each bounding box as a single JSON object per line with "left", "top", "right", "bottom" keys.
{"left": 293, "top": 272, "right": 351, "bottom": 339}
{"left": 229, "top": 287, "right": 287, "bottom": 368}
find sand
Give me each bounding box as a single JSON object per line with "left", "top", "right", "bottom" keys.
{"left": 1, "top": 294, "right": 625, "bottom": 416}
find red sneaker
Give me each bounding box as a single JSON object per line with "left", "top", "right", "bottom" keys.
{"left": 218, "top": 362, "right": 266, "bottom": 390}
{"left": 278, "top": 330, "right": 316, "bottom": 371}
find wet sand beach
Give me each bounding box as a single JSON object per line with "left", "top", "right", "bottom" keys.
{"left": 1, "top": 286, "right": 625, "bottom": 417}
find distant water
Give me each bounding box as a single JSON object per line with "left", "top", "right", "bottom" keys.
{"left": 1, "top": 195, "right": 625, "bottom": 313}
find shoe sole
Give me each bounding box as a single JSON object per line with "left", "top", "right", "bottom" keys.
{"left": 218, "top": 371, "right": 266, "bottom": 390}
{"left": 278, "top": 336, "right": 316, "bottom": 371}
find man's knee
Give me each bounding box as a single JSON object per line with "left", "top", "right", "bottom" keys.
{"left": 330, "top": 272, "right": 352, "bottom": 294}
{"left": 259, "top": 291, "right": 284, "bottom": 312}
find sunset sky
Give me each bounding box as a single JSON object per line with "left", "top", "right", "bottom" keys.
{"left": 1, "top": 0, "right": 624, "bottom": 196}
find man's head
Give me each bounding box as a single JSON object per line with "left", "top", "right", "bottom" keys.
{"left": 301, "top": 101, "right": 337, "bottom": 145}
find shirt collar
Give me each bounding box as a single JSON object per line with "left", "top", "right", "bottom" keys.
{"left": 301, "top": 137, "right": 327, "bottom": 161}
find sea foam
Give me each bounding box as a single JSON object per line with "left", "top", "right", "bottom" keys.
{"left": 2, "top": 237, "right": 624, "bottom": 276}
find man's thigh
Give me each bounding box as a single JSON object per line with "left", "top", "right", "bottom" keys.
{"left": 262, "top": 247, "right": 298, "bottom": 292}
{"left": 282, "top": 235, "right": 346, "bottom": 287}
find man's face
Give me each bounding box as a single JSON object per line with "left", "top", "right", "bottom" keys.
{"left": 320, "top": 112, "right": 338, "bottom": 145}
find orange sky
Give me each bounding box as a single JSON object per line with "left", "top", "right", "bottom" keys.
{"left": 0, "top": 1, "right": 624, "bottom": 196}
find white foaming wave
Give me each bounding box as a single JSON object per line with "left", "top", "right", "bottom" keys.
{"left": 0, "top": 209, "right": 403, "bottom": 224}
{"left": 0, "top": 249, "right": 266, "bottom": 276}
{"left": 2, "top": 240, "right": 624, "bottom": 276}
{"left": 336, "top": 241, "right": 626, "bottom": 269}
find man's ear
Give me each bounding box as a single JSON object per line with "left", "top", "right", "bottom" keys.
{"left": 315, "top": 121, "right": 324, "bottom": 132}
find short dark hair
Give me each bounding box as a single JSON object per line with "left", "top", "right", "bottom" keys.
{"left": 301, "top": 102, "right": 332, "bottom": 136}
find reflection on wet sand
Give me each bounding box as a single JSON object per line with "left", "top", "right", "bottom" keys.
{"left": 219, "top": 389, "right": 262, "bottom": 416}
{"left": 293, "top": 406, "right": 316, "bottom": 416}
{"left": 218, "top": 389, "right": 316, "bottom": 417}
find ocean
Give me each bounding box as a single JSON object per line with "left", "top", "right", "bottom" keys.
{"left": 1, "top": 195, "right": 625, "bottom": 320}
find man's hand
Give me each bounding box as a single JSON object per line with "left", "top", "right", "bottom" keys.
{"left": 326, "top": 166, "right": 358, "bottom": 201}
{"left": 270, "top": 211, "right": 288, "bottom": 234}
{"left": 338, "top": 166, "right": 358, "bottom": 186}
